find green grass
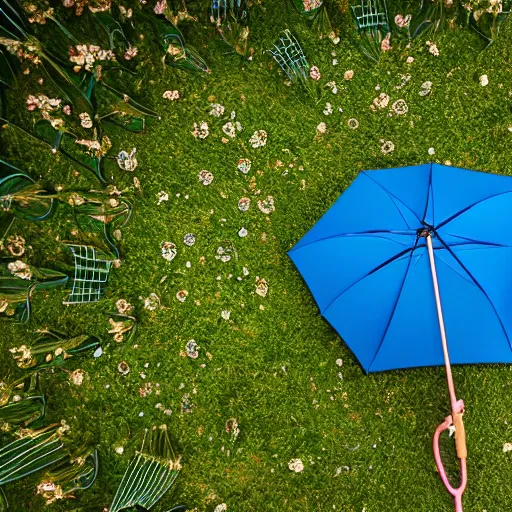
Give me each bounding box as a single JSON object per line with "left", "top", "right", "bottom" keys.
{"left": 2, "top": 1, "right": 512, "bottom": 510}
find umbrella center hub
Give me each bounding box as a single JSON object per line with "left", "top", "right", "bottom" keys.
{"left": 417, "top": 226, "right": 436, "bottom": 238}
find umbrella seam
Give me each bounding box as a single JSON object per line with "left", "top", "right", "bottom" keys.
{"left": 288, "top": 231, "right": 415, "bottom": 253}
{"left": 436, "top": 232, "right": 512, "bottom": 351}
{"left": 362, "top": 171, "right": 422, "bottom": 228}
{"left": 320, "top": 246, "right": 416, "bottom": 316}
{"left": 366, "top": 238, "right": 422, "bottom": 372}
{"left": 421, "top": 163, "right": 433, "bottom": 225}
{"left": 435, "top": 190, "right": 512, "bottom": 231}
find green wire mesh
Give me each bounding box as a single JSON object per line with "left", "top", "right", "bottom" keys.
{"left": 109, "top": 426, "right": 181, "bottom": 512}
{"left": 64, "top": 245, "right": 113, "bottom": 304}
{"left": 351, "top": 0, "right": 390, "bottom": 33}
{"left": 268, "top": 30, "right": 309, "bottom": 82}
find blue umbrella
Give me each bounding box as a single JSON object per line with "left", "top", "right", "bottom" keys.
{"left": 288, "top": 163, "right": 512, "bottom": 512}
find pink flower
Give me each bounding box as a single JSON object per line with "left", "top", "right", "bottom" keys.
{"left": 163, "top": 90, "right": 180, "bottom": 100}
{"left": 124, "top": 46, "right": 138, "bottom": 60}
{"left": 154, "top": 0, "right": 167, "bottom": 14}
{"left": 26, "top": 95, "right": 40, "bottom": 111}
{"left": 309, "top": 66, "right": 321, "bottom": 81}
{"left": 394, "top": 14, "right": 411, "bottom": 28}
{"left": 380, "top": 33, "right": 392, "bottom": 52}
{"left": 343, "top": 69, "right": 354, "bottom": 81}
{"left": 63, "top": 105, "right": 72, "bottom": 115}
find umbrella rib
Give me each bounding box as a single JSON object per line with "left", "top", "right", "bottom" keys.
{"left": 435, "top": 233, "right": 512, "bottom": 350}
{"left": 362, "top": 171, "right": 422, "bottom": 228}
{"left": 320, "top": 245, "right": 415, "bottom": 315}
{"left": 439, "top": 232, "right": 511, "bottom": 249}
{"left": 366, "top": 238, "right": 422, "bottom": 372}
{"left": 435, "top": 190, "right": 512, "bottom": 231}
{"left": 289, "top": 230, "right": 414, "bottom": 253}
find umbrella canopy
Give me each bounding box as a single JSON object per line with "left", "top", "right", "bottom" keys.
{"left": 289, "top": 163, "right": 512, "bottom": 373}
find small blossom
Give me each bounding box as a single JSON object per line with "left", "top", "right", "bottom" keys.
{"left": 347, "top": 118, "right": 359, "bottom": 129}
{"left": 117, "top": 148, "right": 137, "bottom": 171}
{"left": 309, "top": 66, "right": 321, "bottom": 81}
{"left": 118, "top": 361, "right": 130, "bottom": 375}
{"left": 124, "top": 46, "right": 138, "bottom": 60}
{"left": 316, "top": 122, "right": 327, "bottom": 134}
{"left": 479, "top": 74, "right": 489, "bottom": 87}
{"left": 157, "top": 191, "right": 169, "bottom": 205}
{"left": 192, "top": 121, "right": 209, "bottom": 139}
{"left": 222, "top": 122, "right": 236, "bottom": 138}
{"left": 221, "top": 310, "right": 231, "bottom": 320}
{"left": 183, "top": 233, "right": 196, "bottom": 246}
{"left": 380, "top": 33, "right": 392, "bottom": 51}
{"left": 238, "top": 227, "right": 248, "bottom": 237}
{"left": 8, "top": 260, "right": 32, "bottom": 280}
{"left": 323, "top": 102, "right": 333, "bottom": 115}
{"left": 198, "top": 170, "right": 214, "bottom": 185}
{"left": 288, "top": 458, "right": 304, "bottom": 472}
{"left": 394, "top": 14, "right": 412, "bottom": 28}
{"left": 116, "top": 299, "right": 133, "bottom": 314}
{"left": 380, "top": 140, "right": 395, "bottom": 154}
{"left": 256, "top": 277, "right": 269, "bottom": 297}
{"left": 154, "top": 0, "right": 167, "bottom": 14}
{"left": 426, "top": 41, "right": 439, "bottom": 57}
{"left": 141, "top": 293, "right": 160, "bottom": 311}
{"left": 162, "top": 242, "right": 177, "bottom": 262}
{"left": 392, "top": 99, "right": 408, "bottom": 115}
{"left": 209, "top": 103, "right": 225, "bottom": 117}
{"left": 79, "top": 112, "right": 93, "bottom": 128}
{"left": 372, "top": 93, "right": 390, "bottom": 110}
{"left": 344, "top": 69, "right": 354, "bottom": 80}
{"left": 176, "top": 290, "right": 188, "bottom": 302}
{"left": 249, "top": 130, "right": 267, "bottom": 148}
{"left": 163, "top": 90, "right": 180, "bottom": 100}
{"left": 238, "top": 197, "right": 251, "bottom": 211}
{"left": 428, "top": 147, "right": 435, "bottom": 156}
{"left": 406, "top": 56, "right": 414, "bottom": 64}
{"left": 419, "top": 81, "right": 433, "bottom": 96}
{"left": 70, "top": 369, "right": 85, "bottom": 386}
{"left": 257, "top": 196, "right": 275, "bottom": 214}
{"left": 237, "top": 158, "right": 251, "bottom": 174}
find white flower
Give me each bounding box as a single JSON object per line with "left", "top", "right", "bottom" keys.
{"left": 141, "top": 293, "right": 160, "bottom": 311}
{"left": 117, "top": 148, "right": 138, "bottom": 171}
{"left": 163, "top": 90, "right": 180, "bottom": 100}
{"left": 288, "top": 458, "right": 304, "bottom": 472}
{"left": 237, "top": 159, "right": 251, "bottom": 174}
{"left": 198, "top": 170, "right": 214, "bottom": 185}
{"left": 238, "top": 197, "right": 251, "bottom": 211}
{"left": 380, "top": 140, "right": 395, "bottom": 154}
{"left": 479, "top": 74, "right": 489, "bottom": 87}
{"left": 192, "top": 122, "right": 209, "bottom": 139}
{"left": 221, "top": 310, "right": 231, "bottom": 320}
{"left": 344, "top": 69, "right": 354, "bottom": 80}
{"left": 214, "top": 505, "right": 228, "bottom": 512}
{"left": 372, "top": 93, "right": 390, "bottom": 110}
{"left": 503, "top": 443, "right": 512, "bottom": 453}
{"left": 183, "top": 233, "right": 196, "bottom": 246}
{"left": 257, "top": 196, "right": 275, "bottom": 214}
{"left": 419, "top": 81, "right": 433, "bottom": 96}
{"left": 428, "top": 147, "right": 435, "bottom": 155}
{"left": 222, "top": 122, "right": 236, "bottom": 138}
{"left": 238, "top": 227, "right": 248, "bottom": 237}
{"left": 8, "top": 260, "right": 32, "bottom": 280}
{"left": 79, "top": 112, "right": 93, "bottom": 129}
{"left": 249, "top": 130, "right": 267, "bottom": 148}
{"left": 323, "top": 102, "right": 333, "bottom": 115}
{"left": 255, "top": 277, "right": 269, "bottom": 297}
{"left": 392, "top": 99, "right": 408, "bottom": 115}
{"left": 316, "top": 122, "right": 327, "bottom": 134}
{"left": 426, "top": 41, "right": 439, "bottom": 57}
{"left": 70, "top": 369, "right": 85, "bottom": 386}
{"left": 161, "top": 242, "right": 177, "bottom": 261}
{"left": 309, "top": 66, "right": 321, "bottom": 81}
{"left": 157, "top": 191, "right": 169, "bottom": 205}
{"left": 209, "top": 103, "right": 225, "bottom": 117}
{"left": 115, "top": 446, "right": 124, "bottom": 455}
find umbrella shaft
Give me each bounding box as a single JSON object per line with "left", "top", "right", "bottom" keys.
{"left": 425, "top": 234, "right": 458, "bottom": 413}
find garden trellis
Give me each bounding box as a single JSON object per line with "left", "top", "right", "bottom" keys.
{"left": 64, "top": 245, "right": 113, "bottom": 304}
{"left": 268, "top": 30, "right": 308, "bottom": 82}
{"left": 109, "top": 426, "right": 182, "bottom": 512}
{"left": 351, "top": 0, "right": 390, "bottom": 60}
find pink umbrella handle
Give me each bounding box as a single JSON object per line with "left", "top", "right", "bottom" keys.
{"left": 433, "top": 414, "right": 468, "bottom": 512}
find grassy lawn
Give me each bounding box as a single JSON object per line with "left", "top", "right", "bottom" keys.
{"left": 2, "top": 1, "right": 512, "bottom": 510}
